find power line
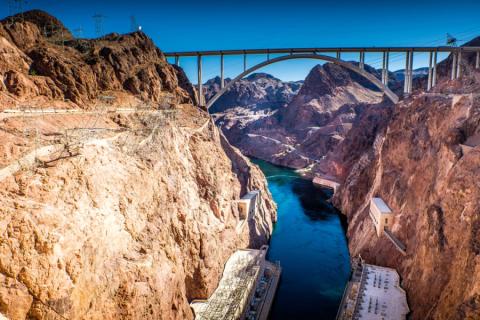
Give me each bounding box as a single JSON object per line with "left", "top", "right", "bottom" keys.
{"left": 6, "top": 0, "right": 26, "bottom": 25}
{"left": 92, "top": 13, "right": 106, "bottom": 37}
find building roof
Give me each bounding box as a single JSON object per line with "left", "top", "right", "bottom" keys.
{"left": 313, "top": 176, "right": 341, "bottom": 187}
{"left": 241, "top": 190, "right": 260, "bottom": 201}
{"left": 353, "top": 264, "right": 409, "bottom": 320}
{"left": 372, "top": 197, "right": 392, "bottom": 214}
{"left": 191, "top": 249, "right": 262, "bottom": 320}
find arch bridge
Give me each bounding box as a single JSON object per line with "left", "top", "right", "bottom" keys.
{"left": 164, "top": 47, "right": 480, "bottom": 109}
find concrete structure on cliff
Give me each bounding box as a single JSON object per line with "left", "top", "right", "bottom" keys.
{"left": 313, "top": 175, "right": 341, "bottom": 194}
{"left": 238, "top": 190, "right": 261, "bottom": 221}
{"left": 165, "top": 46, "right": 480, "bottom": 108}
{"left": 369, "top": 198, "right": 407, "bottom": 255}
{"left": 369, "top": 197, "right": 394, "bottom": 237}
{"left": 336, "top": 258, "right": 409, "bottom": 320}
{"left": 190, "top": 245, "right": 281, "bottom": 320}
{"left": 236, "top": 190, "right": 261, "bottom": 233}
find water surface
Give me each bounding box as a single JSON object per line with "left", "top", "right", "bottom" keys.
{"left": 252, "top": 159, "right": 350, "bottom": 320}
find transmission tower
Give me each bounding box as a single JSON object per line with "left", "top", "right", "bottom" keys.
{"left": 73, "top": 27, "right": 84, "bottom": 39}
{"left": 130, "top": 15, "right": 139, "bottom": 32}
{"left": 446, "top": 33, "right": 458, "bottom": 47}
{"left": 7, "top": 0, "right": 26, "bottom": 25}
{"left": 92, "top": 13, "right": 106, "bottom": 37}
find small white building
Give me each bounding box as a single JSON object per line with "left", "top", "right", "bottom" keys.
{"left": 369, "top": 197, "right": 394, "bottom": 237}
{"left": 236, "top": 190, "right": 261, "bottom": 233}
{"left": 312, "top": 175, "right": 341, "bottom": 194}
{"left": 238, "top": 190, "right": 261, "bottom": 221}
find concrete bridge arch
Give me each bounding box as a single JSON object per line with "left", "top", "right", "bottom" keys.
{"left": 205, "top": 53, "right": 400, "bottom": 109}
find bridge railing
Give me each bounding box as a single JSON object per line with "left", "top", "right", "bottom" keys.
{"left": 165, "top": 46, "right": 480, "bottom": 108}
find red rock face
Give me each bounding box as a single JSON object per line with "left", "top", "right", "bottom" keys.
{"left": 0, "top": 107, "right": 276, "bottom": 319}
{"left": 0, "top": 10, "right": 196, "bottom": 109}
{"left": 0, "top": 10, "right": 276, "bottom": 320}
{"left": 326, "top": 63, "right": 480, "bottom": 319}
{"left": 211, "top": 64, "right": 388, "bottom": 169}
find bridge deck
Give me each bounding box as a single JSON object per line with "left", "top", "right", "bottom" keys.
{"left": 165, "top": 46, "right": 480, "bottom": 57}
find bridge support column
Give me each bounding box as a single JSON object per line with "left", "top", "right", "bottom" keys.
{"left": 451, "top": 52, "right": 457, "bottom": 80}
{"left": 175, "top": 56, "right": 179, "bottom": 66}
{"left": 476, "top": 51, "right": 480, "bottom": 69}
{"left": 382, "top": 51, "right": 389, "bottom": 85}
{"left": 432, "top": 50, "right": 438, "bottom": 87}
{"left": 336, "top": 51, "right": 340, "bottom": 60}
{"left": 243, "top": 53, "right": 247, "bottom": 72}
{"left": 456, "top": 50, "right": 462, "bottom": 78}
{"left": 404, "top": 51, "right": 411, "bottom": 94}
{"left": 204, "top": 53, "right": 400, "bottom": 108}
{"left": 385, "top": 52, "right": 390, "bottom": 84}
{"left": 382, "top": 52, "right": 386, "bottom": 84}
{"left": 197, "top": 55, "right": 204, "bottom": 106}
{"left": 427, "top": 51, "right": 433, "bottom": 91}
{"left": 220, "top": 54, "right": 225, "bottom": 89}
{"left": 359, "top": 51, "right": 365, "bottom": 69}
{"left": 408, "top": 51, "right": 414, "bottom": 93}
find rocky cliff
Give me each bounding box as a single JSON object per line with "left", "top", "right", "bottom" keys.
{"left": 204, "top": 73, "right": 302, "bottom": 113}
{"left": 206, "top": 39, "right": 480, "bottom": 318}
{"left": 211, "top": 63, "right": 393, "bottom": 169}
{"left": 0, "top": 10, "right": 197, "bottom": 109}
{"left": 320, "top": 47, "right": 480, "bottom": 319}
{"left": 0, "top": 11, "right": 276, "bottom": 320}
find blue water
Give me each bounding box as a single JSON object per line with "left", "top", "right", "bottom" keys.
{"left": 251, "top": 159, "right": 351, "bottom": 320}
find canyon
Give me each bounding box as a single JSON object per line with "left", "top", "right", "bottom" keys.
{"left": 207, "top": 41, "right": 480, "bottom": 318}
{"left": 209, "top": 63, "right": 401, "bottom": 169}
{"left": 0, "top": 11, "right": 276, "bottom": 319}
{"left": 0, "top": 7, "right": 479, "bottom": 320}
{"left": 327, "top": 58, "right": 480, "bottom": 319}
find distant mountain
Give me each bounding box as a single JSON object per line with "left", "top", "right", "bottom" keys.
{"left": 212, "top": 62, "right": 399, "bottom": 168}
{"left": 204, "top": 73, "right": 303, "bottom": 113}
{"left": 278, "top": 63, "right": 396, "bottom": 131}
{"left": 393, "top": 67, "right": 429, "bottom": 81}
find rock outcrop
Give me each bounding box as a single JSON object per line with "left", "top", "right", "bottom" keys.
{"left": 204, "top": 73, "right": 302, "bottom": 113}
{"left": 0, "top": 10, "right": 276, "bottom": 320}
{"left": 0, "top": 10, "right": 196, "bottom": 109}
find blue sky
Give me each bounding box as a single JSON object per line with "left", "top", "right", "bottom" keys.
{"left": 1, "top": 0, "right": 480, "bottom": 81}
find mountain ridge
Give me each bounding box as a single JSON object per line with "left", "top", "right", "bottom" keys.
{"left": 207, "top": 61, "right": 394, "bottom": 168}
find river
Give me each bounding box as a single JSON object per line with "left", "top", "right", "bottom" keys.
{"left": 251, "top": 159, "right": 351, "bottom": 320}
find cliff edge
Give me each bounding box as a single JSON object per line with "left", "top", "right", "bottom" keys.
{"left": 323, "top": 49, "right": 480, "bottom": 319}
{"left": 0, "top": 11, "right": 276, "bottom": 320}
